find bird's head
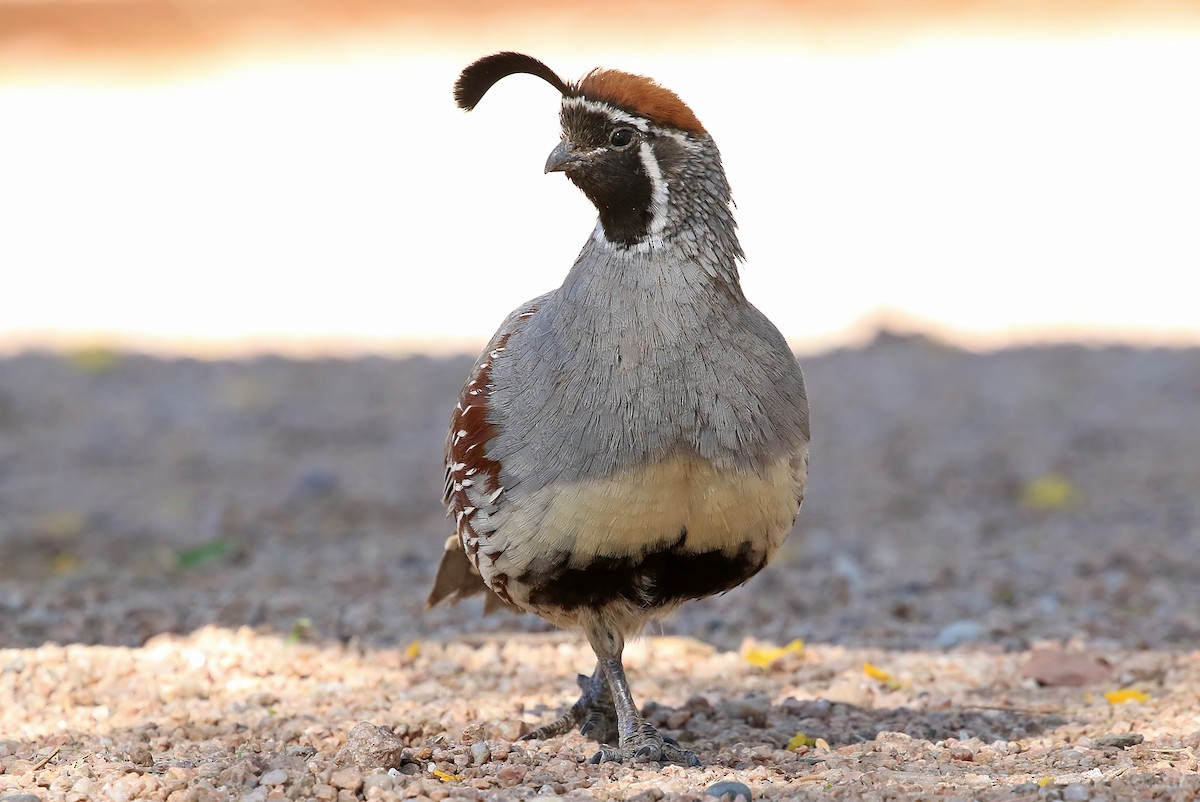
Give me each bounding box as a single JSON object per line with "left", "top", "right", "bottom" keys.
{"left": 454, "top": 52, "right": 721, "bottom": 249}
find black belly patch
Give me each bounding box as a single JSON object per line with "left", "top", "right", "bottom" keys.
{"left": 520, "top": 534, "right": 769, "bottom": 612}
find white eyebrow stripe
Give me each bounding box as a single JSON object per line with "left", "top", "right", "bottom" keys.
{"left": 562, "top": 96, "right": 650, "bottom": 132}
{"left": 561, "top": 97, "right": 702, "bottom": 152}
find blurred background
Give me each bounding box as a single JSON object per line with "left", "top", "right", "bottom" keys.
{"left": 2, "top": 1, "right": 1199, "bottom": 654}
{"left": 2, "top": 0, "right": 1199, "bottom": 356}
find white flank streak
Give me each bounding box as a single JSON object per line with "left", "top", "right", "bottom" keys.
{"left": 487, "top": 487, "right": 504, "bottom": 503}
{"left": 449, "top": 462, "right": 465, "bottom": 472}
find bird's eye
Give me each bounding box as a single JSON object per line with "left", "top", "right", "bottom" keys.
{"left": 610, "top": 129, "right": 634, "bottom": 148}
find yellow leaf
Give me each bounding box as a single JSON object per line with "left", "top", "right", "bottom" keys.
{"left": 864, "top": 662, "right": 902, "bottom": 689}
{"left": 743, "top": 639, "right": 804, "bottom": 669}
{"left": 35, "top": 509, "right": 87, "bottom": 539}
{"left": 1038, "top": 777, "right": 1053, "bottom": 787}
{"left": 786, "top": 732, "right": 817, "bottom": 750}
{"left": 52, "top": 552, "right": 80, "bottom": 575}
{"left": 405, "top": 641, "right": 421, "bottom": 659}
{"left": 67, "top": 346, "right": 120, "bottom": 374}
{"left": 430, "top": 767, "right": 460, "bottom": 782}
{"left": 1021, "top": 472, "right": 1081, "bottom": 510}
{"left": 1104, "top": 688, "right": 1150, "bottom": 705}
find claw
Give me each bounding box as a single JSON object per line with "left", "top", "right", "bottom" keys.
{"left": 588, "top": 750, "right": 604, "bottom": 764}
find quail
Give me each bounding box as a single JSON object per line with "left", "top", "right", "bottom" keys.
{"left": 427, "top": 52, "right": 810, "bottom": 767}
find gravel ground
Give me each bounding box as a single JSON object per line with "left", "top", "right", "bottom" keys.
{"left": 2, "top": 334, "right": 1199, "bottom": 800}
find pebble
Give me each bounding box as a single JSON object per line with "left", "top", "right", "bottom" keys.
{"left": 344, "top": 722, "right": 409, "bottom": 770}
{"left": 1094, "top": 733, "right": 1143, "bottom": 749}
{"left": 934, "top": 620, "right": 988, "bottom": 648}
{"left": 330, "top": 767, "right": 363, "bottom": 792}
{"left": 470, "top": 741, "right": 491, "bottom": 765}
{"left": 259, "top": 768, "right": 289, "bottom": 786}
{"left": 706, "top": 780, "right": 753, "bottom": 801}
{"left": 362, "top": 772, "right": 393, "bottom": 793}
{"left": 1062, "top": 784, "right": 1091, "bottom": 801}
{"left": 292, "top": 466, "right": 340, "bottom": 498}
{"left": 0, "top": 796, "right": 44, "bottom": 802}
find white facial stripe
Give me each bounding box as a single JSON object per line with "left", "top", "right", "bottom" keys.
{"left": 562, "top": 96, "right": 650, "bottom": 132}
{"left": 652, "top": 127, "right": 701, "bottom": 150}
{"left": 638, "top": 141, "right": 669, "bottom": 237}
{"left": 591, "top": 220, "right": 666, "bottom": 253}
{"left": 561, "top": 97, "right": 703, "bottom": 151}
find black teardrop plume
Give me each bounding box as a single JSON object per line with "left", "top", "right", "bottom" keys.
{"left": 454, "top": 52, "right": 569, "bottom": 111}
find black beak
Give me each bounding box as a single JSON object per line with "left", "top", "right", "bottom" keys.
{"left": 545, "top": 140, "right": 584, "bottom": 173}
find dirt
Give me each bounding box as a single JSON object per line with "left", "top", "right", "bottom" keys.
{"left": 2, "top": 333, "right": 1199, "bottom": 800}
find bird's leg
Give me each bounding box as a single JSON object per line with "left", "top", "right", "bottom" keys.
{"left": 585, "top": 632, "right": 701, "bottom": 767}
{"left": 520, "top": 663, "right": 618, "bottom": 745}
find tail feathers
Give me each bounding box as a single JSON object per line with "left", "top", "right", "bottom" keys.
{"left": 426, "top": 536, "right": 517, "bottom": 615}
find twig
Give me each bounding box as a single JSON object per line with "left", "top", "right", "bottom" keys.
{"left": 31, "top": 745, "right": 61, "bottom": 771}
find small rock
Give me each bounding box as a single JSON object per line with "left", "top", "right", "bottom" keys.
{"left": 292, "top": 466, "right": 340, "bottom": 499}
{"left": 241, "top": 788, "right": 267, "bottom": 802}
{"left": 1094, "top": 733, "right": 1144, "bottom": 749}
{"left": 344, "top": 722, "right": 409, "bottom": 770}
{"left": 470, "top": 741, "right": 491, "bottom": 766}
{"left": 1022, "top": 648, "right": 1110, "bottom": 687}
{"left": 1058, "top": 749, "right": 1084, "bottom": 766}
{"left": 934, "top": 620, "right": 988, "bottom": 648}
{"left": 495, "top": 764, "right": 526, "bottom": 785}
{"left": 286, "top": 745, "right": 317, "bottom": 760}
{"left": 128, "top": 747, "right": 154, "bottom": 767}
{"left": 1, "top": 796, "right": 44, "bottom": 802}
{"left": 706, "top": 780, "right": 753, "bottom": 801}
{"left": 666, "top": 710, "right": 692, "bottom": 729}
{"left": 1062, "top": 783, "right": 1091, "bottom": 801}
{"left": 329, "top": 767, "right": 363, "bottom": 792}
{"left": 259, "top": 769, "right": 288, "bottom": 786}
{"left": 724, "top": 696, "right": 770, "bottom": 728}
{"left": 362, "top": 772, "right": 393, "bottom": 793}
{"left": 1012, "top": 783, "right": 1041, "bottom": 794}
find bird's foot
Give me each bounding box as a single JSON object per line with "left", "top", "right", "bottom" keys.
{"left": 520, "top": 672, "right": 618, "bottom": 745}
{"left": 587, "top": 723, "right": 701, "bottom": 767}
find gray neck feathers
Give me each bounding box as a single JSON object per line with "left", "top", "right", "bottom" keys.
{"left": 486, "top": 135, "right": 805, "bottom": 485}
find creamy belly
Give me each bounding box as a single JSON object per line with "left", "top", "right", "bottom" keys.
{"left": 477, "top": 454, "right": 801, "bottom": 619}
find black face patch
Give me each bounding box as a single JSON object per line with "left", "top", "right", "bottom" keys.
{"left": 558, "top": 106, "right": 656, "bottom": 247}
{"left": 520, "top": 537, "right": 768, "bottom": 612}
